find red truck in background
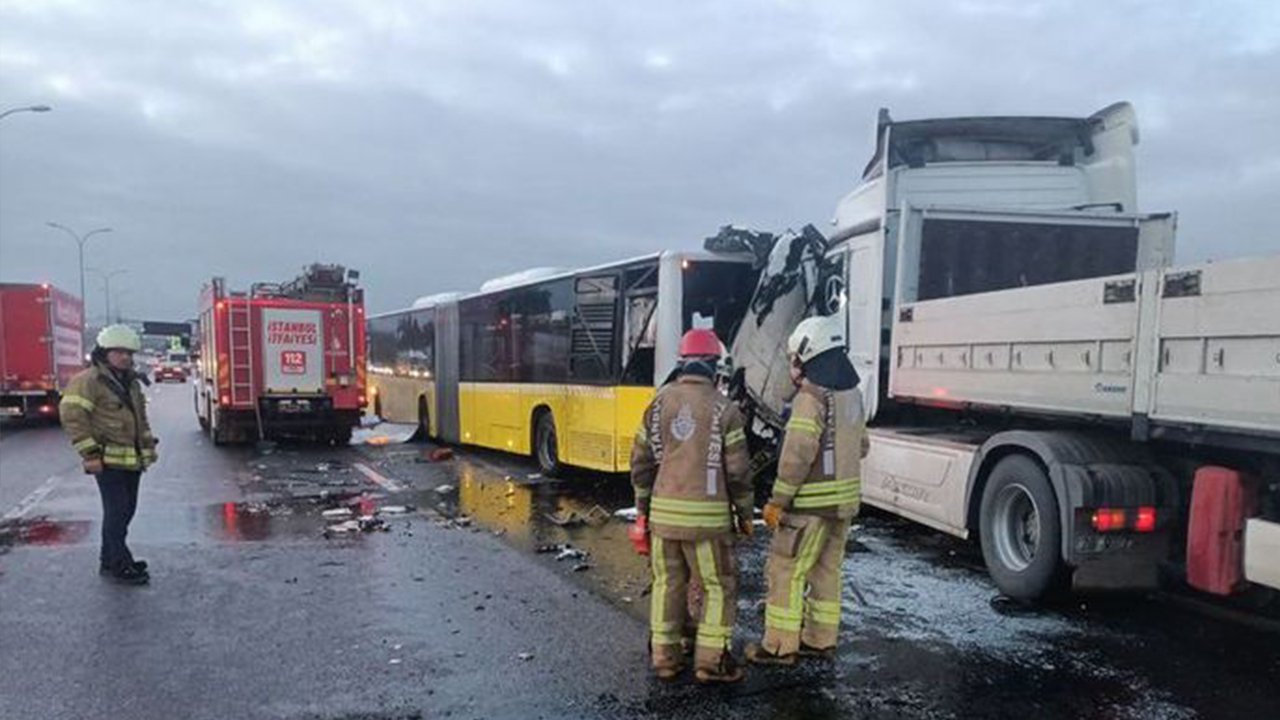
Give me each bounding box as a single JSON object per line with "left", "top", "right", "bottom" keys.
{"left": 194, "top": 265, "right": 366, "bottom": 445}
{"left": 0, "top": 283, "right": 85, "bottom": 422}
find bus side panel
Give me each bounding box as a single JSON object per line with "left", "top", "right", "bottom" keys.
{"left": 614, "top": 386, "right": 656, "bottom": 471}
{"left": 563, "top": 385, "right": 617, "bottom": 472}
{"left": 370, "top": 375, "right": 425, "bottom": 425}
{"left": 436, "top": 302, "right": 461, "bottom": 443}
{"left": 459, "top": 382, "right": 480, "bottom": 446}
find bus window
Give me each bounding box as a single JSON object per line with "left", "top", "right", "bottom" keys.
{"left": 682, "top": 261, "right": 758, "bottom": 342}
{"left": 570, "top": 274, "right": 619, "bottom": 383}
{"left": 621, "top": 263, "right": 659, "bottom": 386}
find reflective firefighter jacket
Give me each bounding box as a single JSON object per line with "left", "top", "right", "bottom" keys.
{"left": 630, "top": 375, "right": 752, "bottom": 540}
{"left": 769, "top": 380, "right": 865, "bottom": 519}
{"left": 59, "top": 363, "right": 158, "bottom": 471}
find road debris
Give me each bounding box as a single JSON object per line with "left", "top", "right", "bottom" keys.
{"left": 545, "top": 505, "right": 611, "bottom": 527}
{"left": 322, "top": 508, "right": 353, "bottom": 520}
{"left": 428, "top": 448, "right": 454, "bottom": 462}
{"left": 613, "top": 507, "right": 639, "bottom": 522}
{"left": 435, "top": 484, "right": 456, "bottom": 495}
{"left": 517, "top": 652, "right": 534, "bottom": 661}
{"left": 380, "top": 505, "right": 411, "bottom": 515}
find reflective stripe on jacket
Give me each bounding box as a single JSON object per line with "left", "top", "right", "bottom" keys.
{"left": 769, "top": 381, "right": 864, "bottom": 519}
{"left": 59, "top": 363, "right": 158, "bottom": 471}
{"left": 630, "top": 375, "right": 752, "bottom": 540}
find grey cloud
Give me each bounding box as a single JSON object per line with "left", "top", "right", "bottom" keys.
{"left": 1, "top": 0, "right": 1277, "bottom": 322}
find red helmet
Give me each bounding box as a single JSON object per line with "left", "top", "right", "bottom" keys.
{"left": 678, "top": 329, "right": 721, "bottom": 358}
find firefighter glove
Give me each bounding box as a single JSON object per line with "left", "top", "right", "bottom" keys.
{"left": 762, "top": 502, "right": 783, "bottom": 531}
{"left": 736, "top": 512, "right": 754, "bottom": 538}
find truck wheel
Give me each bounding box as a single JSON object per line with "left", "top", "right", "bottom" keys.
{"left": 328, "top": 427, "right": 353, "bottom": 446}
{"left": 416, "top": 396, "right": 431, "bottom": 441}
{"left": 979, "top": 455, "right": 1063, "bottom": 601}
{"left": 534, "top": 411, "right": 563, "bottom": 477}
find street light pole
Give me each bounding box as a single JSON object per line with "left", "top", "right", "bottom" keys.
{"left": 0, "top": 104, "right": 52, "bottom": 122}
{"left": 47, "top": 223, "right": 113, "bottom": 329}
{"left": 87, "top": 268, "right": 128, "bottom": 324}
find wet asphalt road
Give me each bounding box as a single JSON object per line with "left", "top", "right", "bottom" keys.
{"left": 2, "top": 384, "right": 1278, "bottom": 719}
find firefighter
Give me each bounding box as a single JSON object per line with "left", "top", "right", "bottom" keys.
{"left": 59, "top": 324, "right": 159, "bottom": 585}
{"left": 631, "top": 329, "right": 754, "bottom": 683}
{"left": 746, "top": 313, "right": 866, "bottom": 665}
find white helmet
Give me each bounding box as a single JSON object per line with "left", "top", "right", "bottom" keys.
{"left": 96, "top": 324, "right": 142, "bottom": 352}
{"left": 787, "top": 314, "right": 846, "bottom": 364}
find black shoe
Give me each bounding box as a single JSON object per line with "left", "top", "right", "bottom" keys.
{"left": 105, "top": 565, "right": 150, "bottom": 585}
{"left": 100, "top": 560, "right": 148, "bottom": 574}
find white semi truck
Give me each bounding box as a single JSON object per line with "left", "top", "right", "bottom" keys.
{"left": 731, "top": 102, "right": 1280, "bottom": 602}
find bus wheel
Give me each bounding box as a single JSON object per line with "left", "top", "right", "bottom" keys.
{"left": 416, "top": 396, "right": 431, "bottom": 441}
{"left": 979, "top": 455, "right": 1063, "bottom": 601}
{"left": 534, "top": 412, "right": 562, "bottom": 477}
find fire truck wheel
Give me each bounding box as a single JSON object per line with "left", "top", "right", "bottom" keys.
{"left": 534, "top": 411, "right": 562, "bottom": 477}
{"left": 196, "top": 391, "right": 210, "bottom": 431}
{"left": 979, "top": 455, "right": 1064, "bottom": 601}
{"left": 327, "top": 427, "right": 353, "bottom": 446}
{"left": 210, "top": 407, "right": 233, "bottom": 446}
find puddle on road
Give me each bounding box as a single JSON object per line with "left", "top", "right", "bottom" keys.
{"left": 0, "top": 517, "right": 93, "bottom": 552}
{"left": 410, "top": 455, "right": 653, "bottom": 611}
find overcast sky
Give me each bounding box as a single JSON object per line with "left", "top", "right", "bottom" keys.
{"left": 1, "top": 0, "right": 1277, "bottom": 321}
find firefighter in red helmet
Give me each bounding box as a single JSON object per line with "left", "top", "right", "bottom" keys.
{"left": 630, "top": 329, "right": 753, "bottom": 683}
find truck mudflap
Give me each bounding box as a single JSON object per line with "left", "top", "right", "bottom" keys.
{"left": 1244, "top": 519, "right": 1280, "bottom": 591}
{"left": 970, "top": 430, "right": 1179, "bottom": 591}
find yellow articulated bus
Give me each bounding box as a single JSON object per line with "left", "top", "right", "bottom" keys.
{"left": 367, "top": 251, "right": 757, "bottom": 474}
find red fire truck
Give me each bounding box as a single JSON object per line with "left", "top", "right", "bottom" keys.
{"left": 194, "top": 265, "right": 366, "bottom": 444}
{"left": 0, "top": 283, "right": 85, "bottom": 421}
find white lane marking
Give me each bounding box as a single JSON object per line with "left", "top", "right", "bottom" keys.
{"left": 2, "top": 474, "right": 63, "bottom": 522}
{"left": 352, "top": 462, "right": 405, "bottom": 492}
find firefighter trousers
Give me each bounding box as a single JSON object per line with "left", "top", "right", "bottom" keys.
{"left": 761, "top": 514, "right": 851, "bottom": 656}
{"left": 650, "top": 536, "right": 737, "bottom": 672}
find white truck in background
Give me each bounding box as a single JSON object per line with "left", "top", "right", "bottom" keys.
{"left": 730, "top": 102, "right": 1280, "bottom": 603}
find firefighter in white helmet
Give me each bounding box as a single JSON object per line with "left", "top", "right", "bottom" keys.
{"left": 59, "top": 324, "right": 159, "bottom": 585}
{"left": 746, "top": 313, "right": 868, "bottom": 665}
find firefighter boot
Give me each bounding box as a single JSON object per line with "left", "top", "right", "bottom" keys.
{"left": 745, "top": 643, "right": 797, "bottom": 666}
{"left": 694, "top": 654, "right": 745, "bottom": 684}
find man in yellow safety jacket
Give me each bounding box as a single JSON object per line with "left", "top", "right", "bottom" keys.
{"left": 60, "top": 324, "right": 159, "bottom": 585}
{"left": 631, "top": 328, "right": 753, "bottom": 683}
{"left": 747, "top": 313, "right": 867, "bottom": 665}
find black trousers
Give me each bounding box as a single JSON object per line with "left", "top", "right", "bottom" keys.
{"left": 95, "top": 467, "right": 142, "bottom": 570}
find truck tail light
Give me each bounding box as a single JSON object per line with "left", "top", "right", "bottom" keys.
{"left": 1134, "top": 506, "right": 1157, "bottom": 533}
{"left": 38, "top": 404, "right": 55, "bottom": 415}
{"left": 1090, "top": 507, "right": 1157, "bottom": 533}
{"left": 1091, "top": 508, "right": 1126, "bottom": 532}
{"left": 220, "top": 394, "right": 230, "bottom": 405}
